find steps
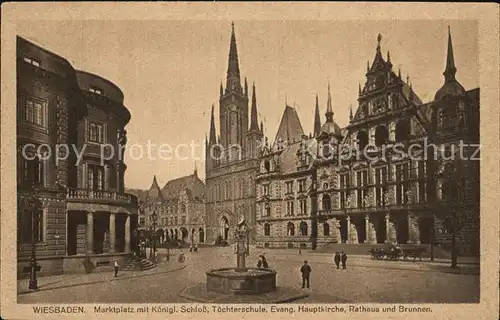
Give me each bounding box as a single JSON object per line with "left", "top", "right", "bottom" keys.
{"left": 122, "top": 257, "right": 157, "bottom": 271}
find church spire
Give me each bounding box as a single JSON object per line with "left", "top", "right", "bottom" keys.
{"left": 226, "top": 21, "right": 241, "bottom": 92}
{"left": 209, "top": 104, "right": 216, "bottom": 145}
{"left": 314, "top": 94, "right": 321, "bottom": 136}
{"left": 249, "top": 82, "right": 259, "bottom": 131}
{"left": 325, "top": 82, "right": 334, "bottom": 122}
{"left": 443, "top": 26, "right": 457, "bottom": 82}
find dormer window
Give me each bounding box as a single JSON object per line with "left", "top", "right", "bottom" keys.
{"left": 89, "top": 87, "right": 103, "bottom": 95}
{"left": 23, "top": 57, "right": 40, "bottom": 67}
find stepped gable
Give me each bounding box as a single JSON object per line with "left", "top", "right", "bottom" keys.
{"left": 273, "top": 105, "right": 305, "bottom": 148}
{"left": 162, "top": 172, "right": 206, "bottom": 201}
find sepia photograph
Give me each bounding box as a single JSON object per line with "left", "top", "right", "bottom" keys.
{"left": 1, "top": 2, "right": 498, "bottom": 319}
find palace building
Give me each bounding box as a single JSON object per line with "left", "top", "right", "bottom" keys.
{"left": 204, "top": 23, "right": 264, "bottom": 244}
{"left": 16, "top": 36, "right": 139, "bottom": 277}
{"left": 254, "top": 30, "right": 480, "bottom": 256}
{"left": 128, "top": 170, "right": 206, "bottom": 245}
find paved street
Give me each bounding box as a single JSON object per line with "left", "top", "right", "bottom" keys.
{"left": 18, "top": 247, "right": 479, "bottom": 304}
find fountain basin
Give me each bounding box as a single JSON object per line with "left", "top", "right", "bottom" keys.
{"left": 206, "top": 267, "right": 277, "bottom": 295}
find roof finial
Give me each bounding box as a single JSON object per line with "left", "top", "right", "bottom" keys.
{"left": 349, "top": 104, "right": 353, "bottom": 121}
{"left": 398, "top": 68, "right": 401, "bottom": 78}
{"left": 406, "top": 75, "right": 410, "bottom": 84}
{"left": 194, "top": 162, "right": 198, "bottom": 176}
{"left": 358, "top": 83, "right": 362, "bottom": 95}
{"left": 367, "top": 60, "right": 370, "bottom": 72}
{"left": 377, "top": 33, "right": 382, "bottom": 51}
{"left": 387, "top": 51, "right": 391, "bottom": 62}
{"left": 231, "top": 21, "right": 235, "bottom": 34}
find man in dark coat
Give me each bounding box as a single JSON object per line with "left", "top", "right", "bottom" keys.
{"left": 300, "top": 260, "right": 312, "bottom": 289}
{"left": 334, "top": 252, "right": 341, "bottom": 269}
{"left": 341, "top": 251, "right": 348, "bottom": 269}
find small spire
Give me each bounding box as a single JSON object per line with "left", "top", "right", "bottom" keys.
{"left": 349, "top": 104, "right": 353, "bottom": 121}
{"left": 325, "top": 82, "right": 334, "bottom": 122}
{"left": 194, "top": 162, "right": 198, "bottom": 176}
{"left": 209, "top": 104, "right": 216, "bottom": 145}
{"left": 387, "top": 51, "right": 391, "bottom": 62}
{"left": 220, "top": 81, "right": 223, "bottom": 96}
{"left": 260, "top": 121, "right": 264, "bottom": 134}
{"left": 358, "top": 83, "right": 362, "bottom": 95}
{"left": 244, "top": 77, "right": 248, "bottom": 96}
{"left": 377, "top": 33, "right": 382, "bottom": 51}
{"left": 313, "top": 94, "right": 321, "bottom": 136}
{"left": 367, "top": 60, "right": 370, "bottom": 72}
{"left": 249, "top": 82, "right": 259, "bottom": 131}
{"left": 285, "top": 93, "right": 288, "bottom": 106}
{"left": 406, "top": 75, "right": 410, "bottom": 84}
{"left": 443, "top": 25, "right": 457, "bottom": 82}
{"left": 398, "top": 68, "right": 401, "bottom": 78}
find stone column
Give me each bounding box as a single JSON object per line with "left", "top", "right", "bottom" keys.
{"left": 346, "top": 216, "right": 351, "bottom": 244}
{"left": 124, "top": 214, "right": 131, "bottom": 253}
{"left": 86, "top": 211, "right": 94, "bottom": 254}
{"left": 385, "top": 213, "right": 390, "bottom": 244}
{"left": 365, "top": 214, "right": 370, "bottom": 244}
{"left": 109, "top": 213, "right": 116, "bottom": 253}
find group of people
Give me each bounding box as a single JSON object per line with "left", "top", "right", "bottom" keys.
{"left": 256, "top": 254, "right": 269, "bottom": 268}
{"left": 189, "top": 244, "right": 199, "bottom": 252}
{"left": 333, "top": 251, "right": 348, "bottom": 269}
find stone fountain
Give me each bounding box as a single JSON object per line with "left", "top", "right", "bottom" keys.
{"left": 179, "top": 215, "right": 308, "bottom": 303}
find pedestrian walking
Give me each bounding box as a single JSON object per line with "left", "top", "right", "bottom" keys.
{"left": 194, "top": 244, "right": 198, "bottom": 252}
{"left": 114, "top": 259, "right": 119, "bottom": 277}
{"left": 178, "top": 250, "right": 185, "bottom": 263}
{"left": 300, "top": 260, "right": 312, "bottom": 289}
{"left": 334, "top": 252, "right": 341, "bottom": 269}
{"left": 298, "top": 248, "right": 302, "bottom": 255}
{"left": 341, "top": 251, "right": 348, "bottom": 269}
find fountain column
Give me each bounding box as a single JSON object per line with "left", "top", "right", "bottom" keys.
{"left": 235, "top": 229, "right": 247, "bottom": 272}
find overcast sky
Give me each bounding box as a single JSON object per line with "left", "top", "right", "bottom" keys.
{"left": 16, "top": 20, "right": 478, "bottom": 189}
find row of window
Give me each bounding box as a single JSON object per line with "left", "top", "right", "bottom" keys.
{"left": 262, "top": 199, "right": 308, "bottom": 217}
{"left": 212, "top": 179, "right": 248, "bottom": 202}
{"left": 139, "top": 215, "right": 188, "bottom": 227}
{"left": 20, "top": 95, "right": 107, "bottom": 144}
{"left": 262, "top": 221, "right": 320, "bottom": 237}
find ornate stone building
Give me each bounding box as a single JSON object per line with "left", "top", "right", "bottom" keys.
{"left": 255, "top": 30, "right": 480, "bottom": 256}
{"left": 129, "top": 169, "right": 206, "bottom": 245}
{"left": 204, "top": 23, "right": 263, "bottom": 243}
{"left": 16, "top": 36, "right": 139, "bottom": 277}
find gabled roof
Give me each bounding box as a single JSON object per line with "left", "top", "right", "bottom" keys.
{"left": 146, "top": 175, "right": 164, "bottom": 202}
{"left": 274, "top": 105, "right": 305, "bottom": 147}
{"left": 162, "top": 172, "right": 206, "bottom": 201}
{"left": 275, "top": 138, "right": 317, "bottom": 175}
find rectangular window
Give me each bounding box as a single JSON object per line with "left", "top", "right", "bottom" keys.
{"left": 262, "top": 184, "right": 270, "bottom": 196}
{"left": 286, "top": 181, "right": 294, "bottom": 194}
{"left": 87, "top": 164, "right": 104, "bottom": 190}
{"left": 89, "top": 122, "right": 104, "bottom": 143}
{"left": 286, "top": 200, "right": 294, "bottom": 216}
{"left": 340, "top": 174, "right": 350, "bottom": 189}
{"left": 24, "top": 98, "right": 45, "bottom": 127}
{"left": 357, "top": 170, "right": 368, "bottom": 207}
{"left": 418, "top": 161, "right": 427, "bottom": 203}
{"left": 298, "top": 179, "right": 306, "bottom": 193}
{"left": 22, "top": 155, "right": 45, "bottom": 187}
{"left": 396, "top": 163, "right": 410, "bottom": 204}
{"left": 300, "top": 199, "right": 307, "bottom": 215}
{"left": 375, "top": 167, "right": 388, "bottom": 206}
{"left": 19, "top": 209, "right": 43, "bottom": 244}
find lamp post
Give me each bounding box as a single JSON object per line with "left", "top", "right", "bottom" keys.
{"left": 25, "top": 192, "right": 40, "bottom": 291}
{"left": 149, "top": 210, "right": 158, "bottom": 260}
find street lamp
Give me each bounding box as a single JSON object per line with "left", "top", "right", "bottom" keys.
{"left": 25, "top": 192, "right": 40, "bottom": 291}
{"left": 149, "top": 210, "right": 158, "bottom": 260}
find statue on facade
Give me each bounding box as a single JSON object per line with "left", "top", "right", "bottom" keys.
{"left": 117, "top": 128, "right": 128, "bottom": 161}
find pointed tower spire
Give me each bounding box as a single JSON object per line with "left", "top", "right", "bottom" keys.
{"left": 325, "top": 82, "right": 334, "bottom": 122}
{"left": 194, "top": 162, "right": 198, "bottom": 176}
{"left": 398, "top": 68, "right": 401, "bottom": 78}
{"left": 349, "top": 104, "right": 353, "bottom": 121}
{"left": 249, "top": 82, "right": 259, "bottom": 131}
{"left": 444, "top": 25, "right": 457, "bottom": 82}
{"left": 367, "top": 60, "right": 370, "bottom": 72}
{"left": 387, "top": 50, "right": 391, "bottom": 62}
{"left": 226, "top": 21, "right": 241, "bottom": 92}
{"left": 220, "top": 81, "right": 223, "bottom": 97}
{"left": 244, "top": 77, "right": 248, "bottom": 96}
{"left": 209, "top": 104, "right": 216, "bottom": 145}
{"left": 313, "top": 94, "right": 321, "bottom": 136}
{"left": 358, "top": 83, "right": 362, "bottom": 95}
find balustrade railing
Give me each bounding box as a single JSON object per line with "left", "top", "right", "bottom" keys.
{"left": 67, "top": 187, "right": 138, "bottom": 205}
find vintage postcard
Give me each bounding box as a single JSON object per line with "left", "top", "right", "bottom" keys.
{"left": 1, "top": 2, "right": 499, "bottom": 320}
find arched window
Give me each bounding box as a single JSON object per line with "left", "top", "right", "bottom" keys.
{"left": 264, "top": 223, "right": 271, "bottom": 236}
{"left": 287, "top": 222, "right": 295, "bottom": 236}
{"left": 264, "top": 160, "right": 271, "bottom": 172}
{"left": 395, "top": 119, "right": 410, "bottom": 143}
{"left": 375, "top": 125, "right": 389, "bottom": 147}
{"left": 322, "top": 194, "right": 331, "bottom": 211}
{"left": 299, "top": 221, "right": 308, "bottom": 236}
{"left": 357, "top": 131, "right": 369, "bottom": 151}
{"left": 180, "top": 204, "right": 186, "bottom": 213}
{"left": 323, "top": 223, "right": 330, "bottom": 236}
